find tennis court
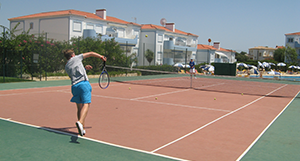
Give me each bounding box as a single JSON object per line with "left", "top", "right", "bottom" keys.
{"left": 1, "top": 74, "right": 300, "bottom": 161}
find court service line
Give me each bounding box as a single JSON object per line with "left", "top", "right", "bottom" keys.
{"left": 130, "top": 89, "right": 190, "bottom": 100}
{"left": 91, "top": 93, "right": 229, "bottom": 112}
{"left": 150, "top": 84, "right": 288, "bottom": 153}
{"left": 0, "top": 117, "right": 186, "bottom": 161}
{"left": 236, "top": 89, "right": 300, "bottom": 161}
{"left": 131, "top": 82, "right": 225, "bottom": 100}
{"left": 0, "top": 90, "right": 69, "bottom": 96}
{"left": 134, "top": 99, "right": 230, "bottom": 112}
{"left": 194, "top": 82, "right": 225, "bottom": 89}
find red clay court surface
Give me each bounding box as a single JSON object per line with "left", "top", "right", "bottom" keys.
{"left": 1, "top": 77, "right": 300, "bottom": 160}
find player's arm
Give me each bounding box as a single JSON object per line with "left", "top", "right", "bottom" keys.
{"left": 82, "top": 52, "right": 106, "bottom": 61}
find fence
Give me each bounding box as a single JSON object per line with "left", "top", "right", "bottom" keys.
{"left": 0, "top": 27, "right": 67, "bottom": 82}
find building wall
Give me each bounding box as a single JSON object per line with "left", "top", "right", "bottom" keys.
{"left": 138, "top": 31, "right": 156, "bottom": 66}
{"left": 10, "top": 21, "right": 25, "bottom": 35}
{"left": 285, "top": 35, "right": 300, "bottom": 63}
{"left": 40, "top": 17, "right": 69, "bottom": 41}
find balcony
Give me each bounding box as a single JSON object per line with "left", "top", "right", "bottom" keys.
{"left": 164, "top": 40, "right": 197, "bottom": 52}
{"left": 294, "top": 41, "right": 300, "bottom": 48}
{"left": 83, "top": 29, "right": 138, "bottom": 47}
{"left": 101, "top": 35, "right": 138, "bottom": 47}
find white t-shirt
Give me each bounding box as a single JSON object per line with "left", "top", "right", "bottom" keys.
{"left": 65, "top": 54, "right": 88, "bottom": 85}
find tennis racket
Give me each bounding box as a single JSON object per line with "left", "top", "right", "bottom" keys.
{"left": 98, "top": 61, "right": 110, "bottom": 89}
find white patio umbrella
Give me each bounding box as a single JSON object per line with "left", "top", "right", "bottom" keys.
{"left": 205, "top": 66, "right": 214, "bottom": 71}
{"left": 182, "top": 64, "right": 190, "bottom": 68}
{"left": 262, "top": 62, "right": 271, "bottom": 68}
{"left": 289, "top": 65, "right": 297, "bottom": 69}
{"left": 269, "top": 62, "right": 276, "bottom": 66}
{"left": 237, "top": 63, "right": 248, "bottom": 68}
{"left": 173, "top": 63, "right": 183, "bottom": 68}
{"left": 199, "top": 65, "right": 206, "bottom": 69}
{"left": 248, "top": 65, "right": 257, "bottom": 69}
{"left": 258, "top": 61, "right": 263, "bottom": 68}
{"left": 277, "top": 62, "right": 286, "bottom": 66}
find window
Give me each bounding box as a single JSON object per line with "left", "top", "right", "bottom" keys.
{"left": 87, "top": 24, "right": 94, "bottom": 29}
{"left": 288, "top": 38, "right": 294, "bottom": 43}
{"left": 158, "top": 35, "right": 163, "bottom": 42}
{"left": 118, "top": 29, "right": 124, "bottom": 37}
{"left": 30, "top": 22, "right": 33, "bottom": 29}
{"left": 95, "top": 24, "right": 103, "bottom": 34}
{"left": 134, "top": 30, "right": 139, "bottom": 37}
{"left": 73, "top": 21, "right": 82, "bottom": 32}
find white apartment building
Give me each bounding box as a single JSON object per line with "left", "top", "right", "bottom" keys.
{"left": 9, "top": 9, "right": 199, "bottom": 66}
{"left": 8, "top": 9, "right": 141, "bottom": 59}
{"left": 138, "top": 23, "right": 198, "bottom": 66}
{"left": 196, "top": 42, "right": 235, "bottom": 64}
{"left": 285, "top": 32, "right": 300, "bottom": 64}
{"left": 248, "top": 46, "right": 276, "bottom": 61}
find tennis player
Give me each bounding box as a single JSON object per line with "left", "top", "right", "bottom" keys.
{"left": 189, "top": 59, "right": 196, "bottom": 79}
{"left": 63, "top": 49, "right": 106, "bottom": 136}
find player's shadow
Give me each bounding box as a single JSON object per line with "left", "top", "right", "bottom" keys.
{"left": 70, "top": 136, "right": 80, "bottom": 144}
{"left": 38, "top": 126, "right": 92, "bottom": 144}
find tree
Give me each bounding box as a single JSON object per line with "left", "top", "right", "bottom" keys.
{"left": 0, "top": 25, "right": 131, "bottom": 77}
{"left": 145, "top": 49, "right": 154, "bottom": 65}
{"left": 235, "top": 51, "right": 249, "bottom": 62}
{"left": 274, "top": 47, "right": 285, "bottom": 62}
{"left": 285, "top": 46, "right": 298, "bottom": 64}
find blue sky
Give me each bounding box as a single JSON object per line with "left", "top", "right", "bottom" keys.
{"left": 0, "top": 0, "right": 299, "bottom": 52}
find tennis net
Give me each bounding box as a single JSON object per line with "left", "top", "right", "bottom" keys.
{"left": 105, "top": 65, "right": 300, "bottom": 98}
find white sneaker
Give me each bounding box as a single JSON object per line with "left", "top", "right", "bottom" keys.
{"left": 194, "top": 77, "right": 197, "bottom": 79}
{"left": 76, "top": 121, "right": 84, "bottom": 136}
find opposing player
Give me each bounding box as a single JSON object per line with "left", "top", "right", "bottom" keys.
{"left": 63, "top": 49, "right": 106, "bottom": 136}
{"left": 189, "top": 58, "right": 196, "bottom": 79}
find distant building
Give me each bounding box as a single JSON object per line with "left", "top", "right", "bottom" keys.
{"left": 8, "top": 9, "right": 141, "bottom": 59}
{"left": 8, "top": 9, "right": 198, "bottom": 66}
{"left": 196, "top": 42, "right": 235, "bottom": 64}
{"left": 139, "top": 23, "right": 198, "bottom": 66}
{"left": 248, "top": 46, "right": 276, "bottom": 61}
{"left": 285, "top": 32, "right": 300, "bottom": 64}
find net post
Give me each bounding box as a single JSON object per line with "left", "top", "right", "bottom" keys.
{"left": 20, "top": 51, "right": 23, "bottom": 79}
{"left": 190, "top": 74, "right": 192, "bottom": 88}
{"left": 45, "top": 32, "right": 47, "bottom": 81}
{"left": 2, "top": 27, "right": 5, "bottom": 83}
{"left": 126, "top": 41, "right": 128, "bottom": 76}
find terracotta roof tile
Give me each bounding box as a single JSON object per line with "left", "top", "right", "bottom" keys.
{"left": 197, "top": 44, "right": 235, "bottom": 52}
{"left": 218, "top": 48, "right": 235, "bottom": 52}
{"left": 249, "top": 46, "right": 276, "bottom": 50}
{"left": 141, "top": 24, "right": 198, "bottom": 37}
{"left": 8, "top": 9, "right": 140, "bottom": 26}
{"left": 197, "top": 44, "right": 216, "bottom": 50}
{"left": 285, "top": 32, "right": 300, "bottom": 36}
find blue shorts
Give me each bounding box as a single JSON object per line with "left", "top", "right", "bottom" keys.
{"left": 71, "top": 81, "right": 92, "bottom": 104}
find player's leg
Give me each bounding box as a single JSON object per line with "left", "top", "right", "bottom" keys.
{"left": 76, "top": 103, "right": 90, "bottom": 127}
{"left": 76, "top": 103, "right": 83, "bottom": 121}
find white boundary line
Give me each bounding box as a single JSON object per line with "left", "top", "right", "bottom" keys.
{"left": 194, "top": 83, "right": 225, "bottom": 89}
{"left": 92, "top": 93, "right": 229, "bottom": 112}
{"left": 236, "top": 89, "right": 300, "bottom": 161}
{"left": 0, "top": 117, "right": 187, "bottom": 161}
{"left": 134, "top": 99, "right": 231, "bottom": 112}
{"left": 130, "top": 89, "right": 190, "bottom": 100}
{"left": 0, "top": 90, "right": 68, "bottom": 96}
{"left": 151, "top": 84, "right": 288, "bottom": 153}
